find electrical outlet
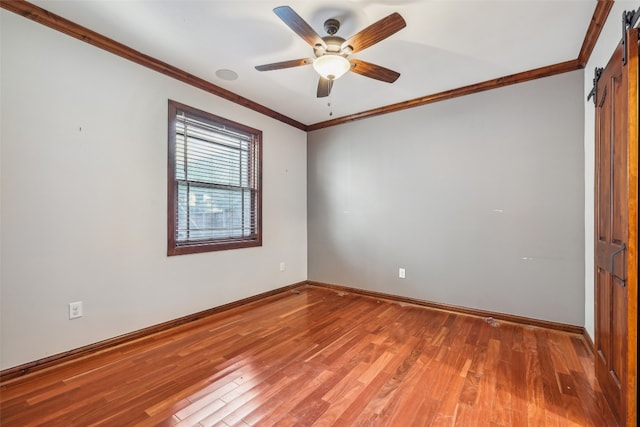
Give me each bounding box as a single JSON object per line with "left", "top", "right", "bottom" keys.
{"left": 279, "top": 262, "right": 285, "bottom": 272}
{"left": 399, "top": 268, "right": 406, "bottom": 279}
{"left": 69, "top": 301, "right": 83, "bottom": 319}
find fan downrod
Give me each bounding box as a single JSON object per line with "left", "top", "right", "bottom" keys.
{"left": 323, "top": 18, "right": 340, "bottom": 35}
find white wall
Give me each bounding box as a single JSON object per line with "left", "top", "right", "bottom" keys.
{"left": 308, "top": 70, "right": 585, "bottom": 325}
{"left": 583, "top": 1, "right": 637, "bottom": 339}
{"left": 0, "top": 11, "right": 307, "bottom": 370}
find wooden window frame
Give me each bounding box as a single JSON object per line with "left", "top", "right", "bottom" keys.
{"left": 167, "top": 100, "right": 262, "bottom": 256}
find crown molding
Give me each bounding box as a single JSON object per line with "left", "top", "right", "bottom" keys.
{"left": 0, "top": 0, "right": 308, "bottom": 131}
{"left": 307, "top": 59, "right": 582, "bottom": 131}
{"left": 578, "top": 1, "right": 615, "bottom": 67}
{"left": 1, "top": 0, "right": 613, "bottom": 131}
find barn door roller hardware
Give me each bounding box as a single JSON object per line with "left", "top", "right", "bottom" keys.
{"left": 622, "top": 9, "right": 640, "bottom": 65}
{"left": 586, "top": 67, "right": 603, "bottom": 105}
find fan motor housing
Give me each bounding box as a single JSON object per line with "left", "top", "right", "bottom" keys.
{"left": 315, "top": 36, "right": 346, "bottom": 57}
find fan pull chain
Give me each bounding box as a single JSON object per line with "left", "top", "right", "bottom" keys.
{"left": 328, "top": 93, "right": 333, "bottom": 117}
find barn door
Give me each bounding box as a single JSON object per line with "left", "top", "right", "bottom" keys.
{"left": 593, "top": 26, "right": 638, "bottom": 426}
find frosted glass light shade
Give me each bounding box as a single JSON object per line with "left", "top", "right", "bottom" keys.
{"left": 313, "top": 55, "right": 350, "bottom": 80}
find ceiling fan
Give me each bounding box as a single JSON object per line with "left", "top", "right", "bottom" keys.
{"left": 255, "top": 6, "right": 406, "bottom": 97}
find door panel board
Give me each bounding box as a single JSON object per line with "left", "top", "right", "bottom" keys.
{"left": 593, "top": 27, "right": 638, "bottom": 427}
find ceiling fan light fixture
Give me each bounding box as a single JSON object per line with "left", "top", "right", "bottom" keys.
{"left": 313, "top": 55, "right": 350, "bottom": 80}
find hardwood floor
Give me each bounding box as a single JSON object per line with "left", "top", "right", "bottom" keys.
{"left": 0, "top": 285, "right": 616, "bottom": 426}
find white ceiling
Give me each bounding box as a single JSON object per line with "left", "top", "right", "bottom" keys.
{"left": 29, "top": 0, "right": 597, "bottom": 125}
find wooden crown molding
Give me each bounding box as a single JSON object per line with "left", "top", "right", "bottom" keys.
{"left": 0, "top": 0, "right": 307, "bottom": 131}
{"left": 578, "top": 1, "right": 615, "bottom": 67}
{"left": 307, "top": 59, "right": 582, "bottom": 131}
{"left": 309, "top": 1, "right": 612, "bottom": 130}
{"left": 1, "top": 0, "right": 612, "bottom": 131}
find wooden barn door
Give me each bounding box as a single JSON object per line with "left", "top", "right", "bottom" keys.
{"left": 593, "top": 27, "right": 638, "bottom": 427}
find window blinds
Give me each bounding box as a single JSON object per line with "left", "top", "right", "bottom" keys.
{"left": 173, "top": 109, "right": 260, "bottom": 246}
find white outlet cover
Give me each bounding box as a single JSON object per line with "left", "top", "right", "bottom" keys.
{"left": 399, "top": 268, "right": 406, "bottom": 279}
{"left": 69, "top": 301, "right": 83, "bottom": 319}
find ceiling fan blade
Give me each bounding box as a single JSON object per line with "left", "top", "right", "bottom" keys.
{"left": 273, "top": 6, "right": 327, "bottom": 49}
{"left": 349, "top": 59, "right": 400, "bottom": 83}
{"left": 317, "top": 78, "right": 333, "bottom": 98}
{"left": 341, "top": 12, "right": 406, "bottom": 54}
{"left": 255, "top": 58, "right": 314, "bottom": 71}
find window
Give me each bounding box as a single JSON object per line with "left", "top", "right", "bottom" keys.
{"left": 168, "top": 100, "right": 262, "bottom": 255}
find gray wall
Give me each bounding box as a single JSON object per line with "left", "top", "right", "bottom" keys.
{"left": 1, "top": 11, "right": 307, "bottom": 369}
{"left": 308, "top": 70, "right": 585, "bottom": 325}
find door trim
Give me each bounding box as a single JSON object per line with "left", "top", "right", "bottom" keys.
{"left": 623, "top": 26, "right": 638, "bottom": 427}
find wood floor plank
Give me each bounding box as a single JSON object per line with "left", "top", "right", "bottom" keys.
{"left": 428, "top": 344, "right": 471, "bottom": 427}
{"left": 352, "top": 339, "right": 426, "bottom": 424}
{"left": 363, "top": 345, "right": 431, "bottom": 425}
{"left": 235, "top": 372, "right": 308, "bottom": 425}
{"left": 490, "top": 359, "right": 512, "bottom": 426}
{"left": 475, "top": 338, "right": 501, "bottom": 419}
{"left": 0, "top": 285, "right": 616, "bottom": 426}
{"left": 222, "top": 366, "right": 307, "bottom": 426}
{"left": 245, "top": 368, "right": 334, "bottom": 426}
{"left": 390, "top": 382, "right": 431, "bottom": 426}
{"left": 329, "top": 369, "right": 391, "bottom": 426}
{"left": 510, "top": 349, "right": 529, "bottom": 426}
{"left": 525, "top": 345, "right": 547, "bottom": 426}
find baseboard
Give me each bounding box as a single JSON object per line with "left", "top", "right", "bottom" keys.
{"left": 2, "top": 279, "right": 589, "bottom": 383}
{"left": 581, "top": 328, "right": 595, "bottom": 357}
{"left": 0, "top": 281, "right": 305, "bottom": 383}
{"left": 306, "top": 280, "right": 585, "bottom": 335}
